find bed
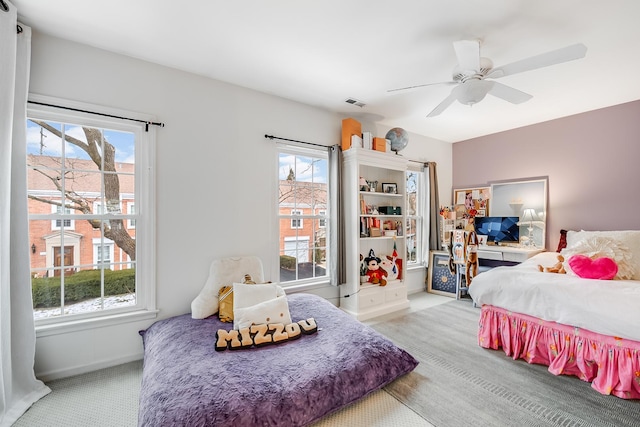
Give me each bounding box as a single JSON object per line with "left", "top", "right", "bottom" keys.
{"left": 138, "top": 257, "right": 418, "bottom": 426}
{"left": 469, "top": 230, "right": 640, "bottom": 399}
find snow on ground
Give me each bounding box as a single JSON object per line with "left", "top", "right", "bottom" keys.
{"left": 34, "top": 294, "right": 136, "bottom": 319}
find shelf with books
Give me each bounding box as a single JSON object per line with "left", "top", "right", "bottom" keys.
{"left": 340, "top": 145, "right": 409, "bottom": 321}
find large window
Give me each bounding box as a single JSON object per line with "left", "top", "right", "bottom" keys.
{"left": 406, "top": 169, "right": 424, "bottom": 265}
{"left": 26, "top": 99, "right": 155, "bottom": 327}
{"left": 277, "top": 146, "right": 330, "bottom": 285}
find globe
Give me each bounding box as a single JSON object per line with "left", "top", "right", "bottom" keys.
{"left": 385, "top": 127, "right": 409, "bottom": 153}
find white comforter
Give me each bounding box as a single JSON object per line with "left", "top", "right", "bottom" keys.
{"left": 468, "top": 252, "right": 640, "bottom": 342}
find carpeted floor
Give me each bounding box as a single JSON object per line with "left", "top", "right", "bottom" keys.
{"left": 371, "top": 299, "right": 640, "bottom": 427}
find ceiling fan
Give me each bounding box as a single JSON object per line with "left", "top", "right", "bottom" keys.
{"left": 388, "top": 40, "right": 587, "bottom": 117}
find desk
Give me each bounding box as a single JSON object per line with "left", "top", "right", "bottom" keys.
{"left": 477, "top": 246, "right": 544, "bottom": 265}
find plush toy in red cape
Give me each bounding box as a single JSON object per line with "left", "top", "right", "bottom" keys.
{"left": 364, "top": 249, "right": 387, "bottom": 286}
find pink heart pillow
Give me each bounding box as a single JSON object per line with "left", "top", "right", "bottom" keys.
{"left": 567, "top": 255, "right": 618, "bottom": 280}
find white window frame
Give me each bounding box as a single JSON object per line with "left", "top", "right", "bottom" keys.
{"left": 93, "top": 201, "right": 105, "bottom": 214}
{"left": 317, "top": 209, "right": 327, "bottom": 228}
{"left": 290, "top": 209, "right": 303, "bottom": 229}
{"left": 27, "top": 95, "right": 157, "bottom": 336}
{"left": 93, "top": 237, "right": 114, "bottom": 268}
{"left": 276, "top": 144, "right": 331, "bottom": 288}
{"left": 51, "top": 204, "right": 75, "bottom": 230}
{"left": 127, "top": 202, "right": 136, "bottom": 229}
{"left": 406, "top": 168, "right": 424, "bottom": 266}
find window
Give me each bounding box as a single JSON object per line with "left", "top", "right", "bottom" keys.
{"left": 26, "top": 98, "right": 156, "bottom": 328}
{"left": 290, "top": 209, "right": 303, "bottom": 229}
{"left": 93, "top": 238, "right": 114, "bottom": 268}
{"left": 406, "top": 169, "right": 424, "bottom": 265}
{"left": 52, "top": 204, "right": 75, "bottom": 230}
{"left": 93, "top": 202, "right": 105, "bottom": 214}
{"left": 127, "top": 202, "right": 136, "bottom": 229}
{"left": 317, "top": 209, "right": 327, "bottom": 228}
{"left": 277, "top": 146, "right": 329, "bottom": 285}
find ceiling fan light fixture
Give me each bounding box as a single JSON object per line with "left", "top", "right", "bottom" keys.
{"left": 457, "top": 80, "right": 493, "bottom": 105}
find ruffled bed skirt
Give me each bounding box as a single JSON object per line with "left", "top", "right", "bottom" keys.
{"left": 478, "top": 305, "right": 640, "bottom": 399}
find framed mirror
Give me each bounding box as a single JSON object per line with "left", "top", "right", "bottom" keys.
{"left": 489, "top": 177, "right": 548, "bottom": 249}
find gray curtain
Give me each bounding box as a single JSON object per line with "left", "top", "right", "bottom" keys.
{"left": 328, "top": 145, "right": 345, "bottom": 285}
{"left": 423, "top": 162, "right": 441, "bottom": 266}
{"left": 0, "top": 7, "right": 51, "bottom": 426}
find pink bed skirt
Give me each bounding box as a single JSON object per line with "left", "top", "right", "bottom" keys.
{"left": 478, "top": 305, "right": 640, "bottom": 399}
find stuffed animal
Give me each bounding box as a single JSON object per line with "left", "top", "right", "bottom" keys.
{"left": 359, "top": 253, "right": 369, "bottom": 282}
{"left": 364, "top": 249, "right": 387, "bottom": 286}
{"left": 465, "top": 231, "right": 479, "bottom": 286}
{"left": 538, "top": 254, "right": 566, "bottom": 274}
{"left": 379, "top": 255, "right": 399, "bottom": 281}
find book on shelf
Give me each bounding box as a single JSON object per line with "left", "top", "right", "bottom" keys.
{"left": 362, "top": 132, "right": 373, "bottom": 150}
{"left": 351, "top": 134, "right": 363, "bottom": 148}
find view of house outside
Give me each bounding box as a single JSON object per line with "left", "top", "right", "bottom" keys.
{"left": 277, "top": 150, "right": 328, "bottom": 283}
{"left": 26, "top": 119, "right": 137, "bottom": 319}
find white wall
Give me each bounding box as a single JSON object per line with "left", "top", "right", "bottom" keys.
{"left": 28, "top": 31, "right": 452, "bottom": 379}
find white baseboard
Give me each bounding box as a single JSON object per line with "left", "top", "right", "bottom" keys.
{"left": 36, "top": 352, "right": 143, "bottom": 382}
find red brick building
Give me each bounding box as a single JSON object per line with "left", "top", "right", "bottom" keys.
{"left": 27, "top": 154, "right": 135, "bottom": 277}
{"left": 278, "top": 179, "right": 327, "bottom": 265}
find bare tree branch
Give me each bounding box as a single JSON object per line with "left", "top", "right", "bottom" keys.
{"left": 28, "top": 122, "right": 136, "bottom": 261}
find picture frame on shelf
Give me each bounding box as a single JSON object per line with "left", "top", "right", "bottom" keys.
{"left": 382, "top": 183, "right": 397, "bottom": 194}
{"left": 427, "top": 250, "right": 457, "bottom": 297}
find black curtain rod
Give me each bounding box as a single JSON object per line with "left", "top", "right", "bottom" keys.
{"left": 28, "top": 100, "right": 165, "bottom": 132}
{"left": 264, "top": 134, "right": 329, "bottom": 149}
{"left": 265, "top": 134, "right": 427, "bottom": 164}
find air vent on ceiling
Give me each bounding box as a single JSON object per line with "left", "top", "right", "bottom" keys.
{"left": 345, "top": 98, "right": 366, "bottom": 108}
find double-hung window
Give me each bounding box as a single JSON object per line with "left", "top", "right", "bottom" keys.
{"left": 406, "top": 168, "right": 424, "bottom": 265}
{"left": 26, "top": 98, "right": 156, "bottom": 329}
{"left": 277, "top": 145, "right": 330, "bottom": 285}
{"left": 52, "top": 205, "right": 74, "bottom": 230}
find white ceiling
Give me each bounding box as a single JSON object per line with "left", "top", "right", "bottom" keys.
{"left": 11, "top": 0, "right": 640, "bottom": 142}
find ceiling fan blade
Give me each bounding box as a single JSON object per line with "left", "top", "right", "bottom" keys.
{"left": 426, "top": 89, "right": 458, "bottom": 117}
{"left": 387, "top": 80, "right": 456, "bottom": 94}
{"left": 453, "top": 40, "right": 480, "bottom": 73}
{"left": 488, "top": 81, "right": 532, "bottom": 104}
{"left": 488, "top": 43, "right": 587, "bottom": 78}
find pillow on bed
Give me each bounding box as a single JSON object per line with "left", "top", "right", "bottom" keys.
{"left": 191, "top": 256, "right": 265, "bottom": 320}
{"left": 561, "top": 235, "right": 634, "bottom": 280}
{"left": 233, "top": 282, "right": 285, "bottom": 310}
{"left": 219, "top": 274, "right": 260, "bottom": 323}
{"left": 234, "top": 296, "right": 292, "bottom": 330}
{"left": 567, "top": 254, "right": 618, "bottom": 280}
{"left": 565, "top": 230, "right": 640, "bottom": 279}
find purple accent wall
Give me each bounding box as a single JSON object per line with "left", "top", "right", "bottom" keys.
{"left": 453, "top": 100, "right": 640, "bottom": 251}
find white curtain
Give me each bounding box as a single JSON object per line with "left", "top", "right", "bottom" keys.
{"left": 1, "top": 3, "right": 51, "bottom": 426}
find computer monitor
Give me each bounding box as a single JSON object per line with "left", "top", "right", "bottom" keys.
{"left": 474, "top": 216, "right": 519, "bottom": 244}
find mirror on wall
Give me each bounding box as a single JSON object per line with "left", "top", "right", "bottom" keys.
{"left": 489, "top": 177, "right": 548, "bottom": 249}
